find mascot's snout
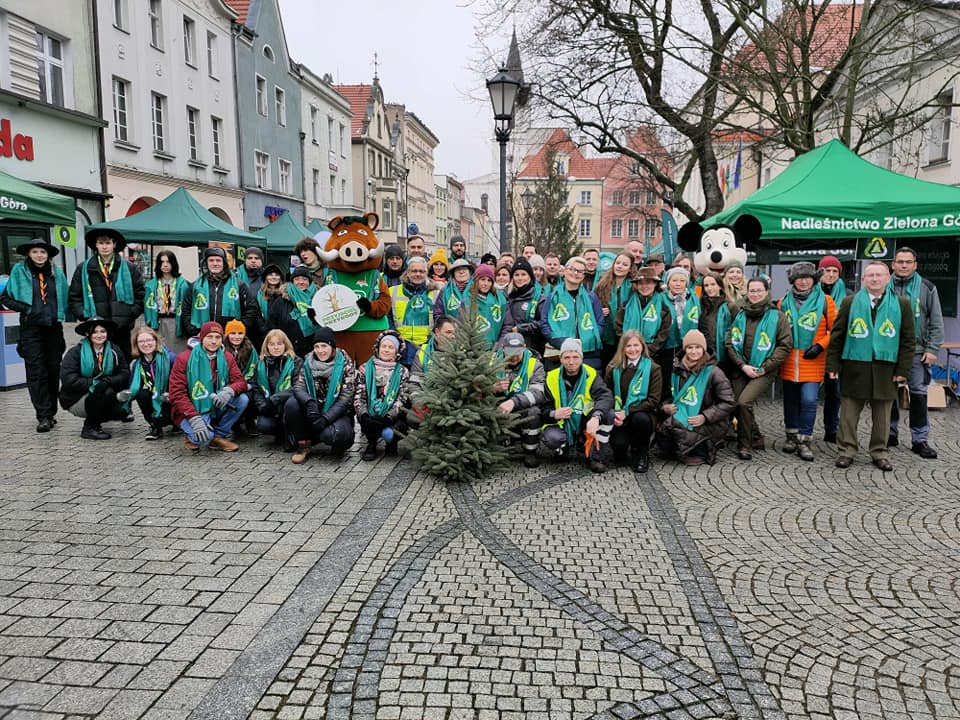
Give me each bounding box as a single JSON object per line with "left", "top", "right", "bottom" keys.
{"left": 339, "top": 240, "right": 371, "bottom": 262}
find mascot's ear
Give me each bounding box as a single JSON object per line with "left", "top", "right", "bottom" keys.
{"left": 364, "top": 212, "right": 380, "bottom": 231}
{"left": 328, "top": 216, "right": 345, "bottom": 232}
{"left": 733, "top": 214, "right": 762, "bottom": 247}
{"left": 677, "top": 221, "right": 704, "bottom": 252}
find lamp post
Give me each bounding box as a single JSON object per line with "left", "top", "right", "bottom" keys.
{"left": 487, "top": 67, "right": 520, "bottom": 254}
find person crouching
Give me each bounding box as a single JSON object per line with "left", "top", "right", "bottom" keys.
{"left": 355, "top": 330, "right": 409, "bottom": 460}
{"left": 250, "top": 329, "right": 303, "bottom": 450}
{"left": 605, "top": 330, "right": 662, "bottom": 473}
{"left": 494, "top": 332, "right": 547, "bottom": 468}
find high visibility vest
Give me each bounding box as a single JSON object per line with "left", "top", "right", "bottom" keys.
{"left": 389, "top": 285, "right": 434, "bottom": 346}
{"left": 545, "top": 364, "right": 596, "bottom": 418}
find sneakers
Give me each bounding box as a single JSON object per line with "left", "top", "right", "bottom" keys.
{"left": 209, "top": 436, "right": 239, "bottom": 452}
{"left": 36, "top": 417, "right": 54, "bottom": 433}
{"left": 911, "top": 442, "right": 938, "bottom": 459}
{"left": 291, "top": 443, "right": 311, "bottom": 464}
{"left": 783, "top": 432, "right": 798, "bottom": 454}
{"left": 80, "top": 425, "right": 111, "bottom": 440}
{"left": 145, "top": 425, "right": 163, "bottom": 441}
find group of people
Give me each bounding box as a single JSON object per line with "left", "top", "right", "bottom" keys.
{"left": 0, "top": 228, "right": 945, "bottom": 474}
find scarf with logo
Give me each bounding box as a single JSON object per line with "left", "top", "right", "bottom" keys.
{"left": 475, "top": 290, "right": 507, "bottom": 346}
{"left": 623, "top": 292, "right": 665, "bottom": 344}
{"left": 672, "top": 364, "right": 712, "bottom": 430}
{"left": 186, "top": 344, "right": 229, "bottom": 414}
{"left": 286, "top": 282, "right": 319, "bottom": 337}
{"left": 546, "top": 285, "right": 602, "bottom": 353}
{"left": 842, "top": 287, "right": 901, "bottom": 362}
{"left": 255, "top": 354, "right": 297, "bottom": 398}
{"left": 190, "top": 273, "right": 241, "bottom": 328}
{"left": 781, "top": 284, "right": 825, "bottom": 351}
{"left": 363, "top": 356, "right": 403, "bottom": 417}
{"left": 730, "top": 305, "right": 780, "bottom": 367}
{"left": 79, "top": 339, "right": 115, "bottom": 394}
{"left": 144, "top": 277, "right": 188, "bottom": 335}
{"left": 665, "top": 291, "right": 700, "bottom": 348}
{"left": 612, "top": 357, "right": 652, "bottom": 412}
{"left": 126, "top": 351, "right": 171, "bottom": 416}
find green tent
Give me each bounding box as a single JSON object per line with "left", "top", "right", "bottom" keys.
{"left": 85, "top": 187, "right": 264, "bottom": 246}
{"left": 0, "top": 169, "right": 75, "bottom": 225}
{"left": 707, "top": 139, "right": 960, "bottom": 248}
{"left": 306, "top": 218, "right": 326, "bottom": 235}
{"left": 257, "top": 212, "right": 312, "bottom": 252}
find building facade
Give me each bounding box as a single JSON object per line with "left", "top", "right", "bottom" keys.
{"left": 387, "top": 104, "right": 438, "bottom": 248}
{"left": 433, "top": 178, "right": 447, "bottom": 250}
{"left": 445, "top": 175, "right": 463, "bottom": 249}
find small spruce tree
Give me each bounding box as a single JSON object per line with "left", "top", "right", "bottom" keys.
{"left": 405, "top": 305, "right": 520, "bottom": 482}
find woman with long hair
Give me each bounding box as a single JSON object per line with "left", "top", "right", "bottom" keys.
{"left": 250, "top": 329, "right": 304, "bottom": 449}
{"left": 144, "top": 251, "right": 190, "bottom": 353}
{"left": 594, "top": 252, "right": 635, "bottom": 369}
{"left": 698, "top": 272, "right": 733, "bottom": 364}
{"left": 722, "top": 262, "right": 748, "bottom": 306}
{"left": 504, "top": 258, "right": 543, "bottom": 355}
{"left": 605, "top": 330, "right": 661, "bottom": 473}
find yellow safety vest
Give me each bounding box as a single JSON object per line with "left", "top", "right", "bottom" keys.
{"left": 545, "top": 364, "right": 596, "bottom": 417}
{"left": 389, "top": 285, "right": 435, "bottom": 346}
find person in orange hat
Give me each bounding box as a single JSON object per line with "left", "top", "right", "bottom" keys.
{"left": 428, "top": 247, "right": 449, "bottom": 287}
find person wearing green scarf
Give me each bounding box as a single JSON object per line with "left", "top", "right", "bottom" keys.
{"left": 660, "top": 330, "right": 735, "bottom": 466}
{"left": 68, "top": 229, "right": 145, "bottom": 362}
{"left": 250, "top": 329, "right": 305, "bottom": 452}
{"left": 266, "top": 266, "right": 320, "bottom": 357}
{"left": 494, "top": 333, "right": 547, "bottom": 468}
{"left": 181, "top": 247, "right": 259, "bottom": 342}
{"left": 0, "top": 238, "right": 70, "bottom": 432}
{"left": 817, "top": 254, "right": 852, "bottom": 444}
{"left": 604, "top": 330, "right": 662, "bottom": 473}
{"left": 433, "top": 259, "right": 473, "bottom": 319}
{"left": 594, "top": 252, "right": 634, "bottom": 369}
{"left": 291, "top": 327, "right": 357, "bottom": 462}
{"left": 58, "top": 317, "right": 131, "bottom": 440}
{"left": 471, "top": 264, "right": 512, "bottom": 348}
{"left": 236, "top": 247, "right": 265, "bottom": 294}
{"left": 294, "top": 237, "right": 327, "bottom": 289}
{"left": 725, "top": 277, "right": 792, "bottom": 460}
{"left": 168, "top": 321, "right": 249, "bottom": 452}
{"left": 143, "top": 251, "right": 190, "bottom": 354}
{"left": 354, "top": 330, "right": 409, "bottom": 460}
{"left": 407, "top": 317, "right": 458, "bottom": 428}
{"left": 539, "top": 256, "right": 605, "bottom": 372}
{"left": 888, "top": 246, "right": 944, "bottom": 459}
{"left": 826, "top": 261, "right": 915, "bottom": 471}
{"left": 116, "top": 326, "right": 177, "bottom": 440}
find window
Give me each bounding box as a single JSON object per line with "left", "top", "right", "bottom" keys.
{"left": 339, "top": 123, "right": 347, "bottom": 156}
{"left": 578, "top": 218, "right": 591, "bottom": 238}
{"left": 555, "top": 157, "right": 568, "bottom": 175}
{"left": 368, "top": 150, "right": 375, "bottom": 173}
{"left": 610, "top": 219, "right": 623, "bottom": 238}
{"left": 278, "top": 159, "right": 291, "bottom": 194}
{"left": 187, "top": 107, "right": 200, "bottom": 161}
{"left": 328, "top": 117, "right": 335, "bottom": 149}
{"left": 255, "top": 151, "right": 270, "bottom": 188}
{"left": 312, "top": 170, "right": 320, "bottom": 204}
{"left": 211, "top": 116, "right": 223, "bottom": 167}
{"left": 310, "top": 107, "right": 319, "bottom": 143}
{"left": 627, "top": 219, "right": 640, "bottom": 239}
{"left": 182, "top": 17, "right": 196, "bottom": 66}
{"left": 112, "top": 78, "right": 129, "bottom": 141}
{"left": 36, "top": 32, "right": 65, "bottom": 107}
{"left": 149, "top": 0, "right": 163, "bottom": 48}
{"left": 645, "top": 219, "right": 658, "bottom": 240}
{"left": 275, "top": 87, "right": 286, "bottom": 126}
{"left": 927, "top": 90, "right": 952, "bottom": 165}
{"left": 151, "top": 92, "right": 167, "bottom": 152}
{"left": 329, "top": 174, "right": 336, "bottom": 205}
{"left": 341, "top": 179, "right": 347, "bottom": 203}
{"left": 113, "top": 0, "right": 128, "bottom": 30}
{"left": 262, "top": 45, "right": 275, "bottom": 62}
{"left": 611, "top": 190, "right": 623, "bottom": 206}
{"left": 206, "top": 32, "right": 217, "bottom": 77}
{"left": 255, "top": 75, "right": 267, "bottom": 115}
{"left": 646, "top": 189, "right": 657, "bottom": 206}
{"left": 578, "top": 190, "right": 592, "bottom": 205}
{"left": 383, "top": 199, "right": 393, "bottom": 229}
{"left": 628, "top": 190, "right": 641, "bottom": 207}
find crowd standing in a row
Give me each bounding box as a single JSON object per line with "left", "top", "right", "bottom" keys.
{"left": 0, "top": 230, "right": 944, "bottom": 473}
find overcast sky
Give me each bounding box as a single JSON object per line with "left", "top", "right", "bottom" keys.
{"left": 278, "top": 0, "right": 511, "bottom": 182}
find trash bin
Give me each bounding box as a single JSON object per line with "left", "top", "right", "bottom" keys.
{"left": 0, "top": 310, "right": 25, "bottom": 389}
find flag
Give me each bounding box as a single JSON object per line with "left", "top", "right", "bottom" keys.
{"left": 719, "top": 165, "right": 727, "bottom": 197}
{"left": 734, "top": 135, "right": 743, "bottom": 190}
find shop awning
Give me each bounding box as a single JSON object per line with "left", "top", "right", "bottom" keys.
{"left": 306, "top": 218, "right": 327, "bottom": 235}
{"left": 0, "top": 169, "right": 76, "bottom": 225}
{"left": 257, "top": 212, "right": 312, "bottom": 252}
{"left": 707, "top": 139, "right": 960, "bottom": 249}
{"left": 85, "top": 187, "right": 265, "bottom": 247}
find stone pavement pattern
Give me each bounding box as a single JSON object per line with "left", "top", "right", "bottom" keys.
{"left": 0, "top": 384, "right": 958, "bottom": 719}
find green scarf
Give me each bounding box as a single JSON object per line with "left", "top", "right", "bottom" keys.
{"left": 241, "top": 348, "right": 258, "bottom": 380}
{"left": 79, "top": 339, "right": 115, "bottom": 394}
{"left": 731, "top": 307, "right": 780, "bottom": 367}
{"left": 236, "top": 265, "right": 251, "bottom": 285}
{"left": 126, "top": 351, "right": 171, "bottom": 416}
{"left": 842, "top": 287, "right": 902, "bottom": 362}
{"left": 546, "top": 285, "right": 602, "bottom": 353}
{"left": 402, "top": 288, "right": 433, "bottom": 327}
{"left": 666, "top": 292, "right": 701, "bottom": 348}
{"left": 82, "top": 255, "right": 134, "bottom": 319}
{"left": 475, "top": 290, "right": 507, "bottom": 346}
{"left": 896, "top": 273, "right": 923, "bottom": 334}
{"left": 520, "top": 283, "right": 544, "bottom": 323}
{"left": 6, "top": 261, "right": 70, "bottom": 322}
{"left": 782, "top": 286, "right": 825, "bottom": 351}
{"left": 317, "top": 351, "right": 343, "bottom": 412}
{"left": 417, "top": 337, "right": 437, "bottom": 374}
{"left": 557, "top": 367, "right": 590, "bottom": 445}
{"left": 439, "top": 279, "right": 471, "bottom": 317}
{"left": 186, "top": 344, "right": 230, "bottom": 414}
{"left": 363, "top": 357, "right": 403, "bottom": 417}
{"left": 672, "top": 364, "right": 712, "bottom": 430}
{"left": 500, "top": 350, "right": 534, "bottom": 395}
{"left": 255, "top": 354, "right": 296, "bottom": 397}
{"left": 143, "top": 277, "right": 188, "bottom": 335}
{"left": 612, "top": 357, "right": 652, "bottom": 412}
{"left": 601, "top": 280, "right": 631, "bottom": 344}
{"left": 714, "top": 303, "right": 731, "bottom": 363}
{"left": 623, "top": 292, "right": 665, "bottom": 344}
{"left": 190, "top": 273, "right": 241, "bottom": 328}
{"left": 257, "top": 288, "right": 268, "bottom": 318}
{"left": 826, "top": 278, "right": 847, "bottom": 305}
{"left": 286, "top": 283, "right": 319, "bottom": 337}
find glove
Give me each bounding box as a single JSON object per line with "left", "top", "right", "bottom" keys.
{"left": 116, "top": 389, "right": 131, "bottom": 403}
{"left": 305, "top": 399, "right": 321, "bottom": 422}
{"left": 212, "top": 386, "right": 235, "bottom": 409}
{"left": 269, "top": 394, "right": 285, "bottom": 415}
{"left": 160, "top": 392, "right": 169, "bottom": 403}
{"left": 802, "top": 344, "right": 824, "bottom": 360}
{"left": 312, "top": 416, "right": 329, "bottom": 435}
{"left": 188, "top": 415, "right": 212, "bottom": 444}
{"left": 306, "top": 307, "right": 317, "bottom": 321}
{"left": 356, "top": 297, "right": 372, "bottom": 314}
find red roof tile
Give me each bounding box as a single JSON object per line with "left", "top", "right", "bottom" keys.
{"left": 333, "top": 84, "right": 373, "bottom": 138}
{"left": 517, "top": 129, "right": 615, "bottom": 180}
{"left": 222, "top": 0, "right": 250, "bottom": 24}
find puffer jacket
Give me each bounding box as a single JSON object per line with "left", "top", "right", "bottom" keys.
{"left": 777, "top": 292, "right": 837, "bottom": 383}
{"left": 724, "top": 299, "right": 793, "bottom": 378}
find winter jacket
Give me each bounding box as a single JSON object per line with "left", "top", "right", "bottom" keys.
{"left": 353, "top": 360, "right": 409, "bottom": 421}
{"left": 538, "top": 285, "right": 606, "bottom": 354}
{"left": 540, "top": 365, "right": 614, "bottom": 425}
{"left": 0, "top": 261, "right": 63, "bottom": 326}
{"left": 495, "top": 354, "right": 547, "bottom": 410}
{"left": 604, "top": 360, "right": 663, "bottom": 416}
{"left": 890, "top": 273, "right": 944, "bottom": 356}
{"left": 505, "top": 282, "right": 544, "bottom": 355}
{"left": 249, "top": 355, "right": 305, "bottom": 417}
{"left": 661, "top": 358, "right": 735, "bottom": 459}
{"left": 265, "top": 285, "right": 318, "bottom": 357}
{"left": 697, "top": 294, "right": 736, "bottom": 359}
{"left": 68, "top": 256, "right": 145, "bottom": 330}
{"left": 724, "top": 300, "right": 792, "bottom": 378}
{"left": 293, "top": 350, "right": 356, "bottom": 424}
{"left": 777, "top": 292, "right": 837, "bottom": 383}
{"left": 58, "top": 342, "right": 130, "bottom": 410}
{"left": 614, "top": 292, "right": 672, "bottom": 355}
{"left": 180, "top": 271, "right": 260, "bottom": 339}
{"left": 168, "top": 347, "right": 248, "bottom": 426}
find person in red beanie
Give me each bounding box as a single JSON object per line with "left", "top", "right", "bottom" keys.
{"left": 168, "top": 321, "right": 249, "bottom": 452}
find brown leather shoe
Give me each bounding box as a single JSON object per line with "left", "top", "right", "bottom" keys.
{"left": 835, "top": 455, "right": 853, "bottom": 468}
{"left": 184, "top": 438, "right": 199, "bottom": 452}
{"left": 291, "top": 443, "right": 311, "bottom": 464}
{"left": 683, "top": 455, "right": 705, "bottom": 466}
{"left": 872, "top": 457, "right": 893, "bottom": 472}
{"left": 209, "top": 436, "right": 239, "bottom": 452}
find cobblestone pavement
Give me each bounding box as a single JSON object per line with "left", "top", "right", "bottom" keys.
{"left": 1, "top": 384, "right": 958, "bottom": 720}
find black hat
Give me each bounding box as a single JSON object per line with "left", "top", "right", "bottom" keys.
{"left": 313, "top": 326, "right": 336, "bottom": 348}
{"left": 480, "top": 252, "right": 497, "bottom": 266}
{"left": 75, "top": 316, "right": 119, "bottom": 337}
{"left": 202, "top": 246, "right": 227, "bottom": 262}
{"left": 291, "top": 265, "right": 312, "bottom": 280}
{"left": 16, "top": 237, "right": 60, "bottom": 259}
{"left": 262, "top": 263, "right": 284, "bottom": 279}
{"left": 84, "top": 228, "right": 126, "bottom": 253}
{"left": 511, "top": 258, "right": 534, "bottom": 278}
{"left": 244, "top": 247, "right": 264, "bottom": 259}
{"left": 384, "top": 244, "right": 405, "bottom": 259}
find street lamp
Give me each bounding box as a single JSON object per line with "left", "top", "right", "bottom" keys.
{"left": 521, "top": 188, "right": 536, "bottom": 210}
{"left": 487, "top": 67, "right": 520, "bottom": 253}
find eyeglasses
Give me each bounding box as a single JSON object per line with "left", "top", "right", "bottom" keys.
{"left": 565, "top": 267, "right": 585, "bottom": 275}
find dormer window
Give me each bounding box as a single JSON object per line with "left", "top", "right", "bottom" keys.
{"left": 262, "top": 45, "right": 275, "bottom": 62}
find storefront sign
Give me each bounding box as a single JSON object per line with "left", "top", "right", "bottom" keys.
{"left": 264, "top": 206, "right": 288, "bottom": 219}
{"left": 0, "top": 118, "right": 35, "bottom": 161}
{"left": 855, "top": 236, "right": 893, "bottom": 260}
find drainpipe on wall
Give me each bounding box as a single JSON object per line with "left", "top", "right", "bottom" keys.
{"left": 231, "top": 22, "right": 245, "bottom": 227}
{"left": 89, "top": 0, "right": 107, "bottom": 222}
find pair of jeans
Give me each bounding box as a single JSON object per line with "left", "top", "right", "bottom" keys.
{"left": 179, "top": 394, "right": 250, "bottom": 446}
{"left": 889, "top": 353, "right": 931, "bottom": 443}
{"left": 782, "top": 381, "right": 821, "bottom": 436}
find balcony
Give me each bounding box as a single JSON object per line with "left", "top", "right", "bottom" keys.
{"left": 374, "top": 176, "right": 397, "bottom": 192}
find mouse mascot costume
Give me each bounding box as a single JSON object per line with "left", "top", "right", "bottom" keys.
{"left": 318, "top": 213, "right": 392, "bottom": 364}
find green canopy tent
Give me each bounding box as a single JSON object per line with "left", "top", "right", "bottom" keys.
{"left": 707, "top": 139, "right": 960, "bottom": 249}
{"left": 85, "top": 187, "right": 264, "bottom": 246}
{"left": 0, "top": 169, "right": 75, "bottom": 226}
{"left": 305, "top": 218, "right": 327, "bottom": 235}
{"left": 256, "top": 212, "right": 312, "bottom": 252}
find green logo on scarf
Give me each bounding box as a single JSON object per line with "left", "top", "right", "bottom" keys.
{"left": 296, "top": 301, "right": 308, "bottom": 313}
{"left": 686, "top": 304, "right": 700, "bottom": 322}
{"left": 571, "top": 395, "right": 585, "bottom": 413}
{"left": 730, "top": 326, "right": 743, "bottom": 344}
{"left": 446, "top": 296, "right": 461, "bottom": 311}
{"left": 850, "top": 317, "right": 869, "bottom": 338}
{"left": 552, "top": 303, "right": 570, "bottom": 322}
{"left": 476, "top": 315, "right": 491, "bottom": 333}
{"left": 679, "top": 385, "right": 699, "bottom": 405}
{"left": 195, "top": 292, "right": 209, "bottom": 310}
{"left": 191, "top": 380, "right": 209, "bottom": 401}
{"left": 227, "top": 286, "right": 239, "bottom": 300}
{"left": 756, "top": 331, "right": 772, "bottom": 352}
{"left": 491, "top": 305, "right": 502, "bottom": 321}
{"left": 798, "top": 311, "right": 817, "bottom": 330}
{"left": 643, "top": 303, "right": 657, "bottom": 321}
{"left": 878, "top": 319, "right": 897, "bottom": 337}
{"left": 580, "top": 313, "right": 594, "bottom": 331}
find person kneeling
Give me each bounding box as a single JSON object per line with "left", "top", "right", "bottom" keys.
{"left": 117, "top": 326, "right": 178, "bottom": 440}
{"left": 540, "top": 338, "right": 614, "bottom": 473}
{"left": 606, "top": 330, "right": 662, "bottom": 473}
{"left": 355, "top": 330, "right": 409, "bottom": 460}
{"left": 494, "top": 332, "right": 547, "bottom": 468}
{"left": 290, "top": 327, "right": 357, "bottom": 463}
{"left": 169, "top": 321, "right": 249, "bottom": 452}
{"left": 250, "top": 330, "right": 304, "bottom": 451}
